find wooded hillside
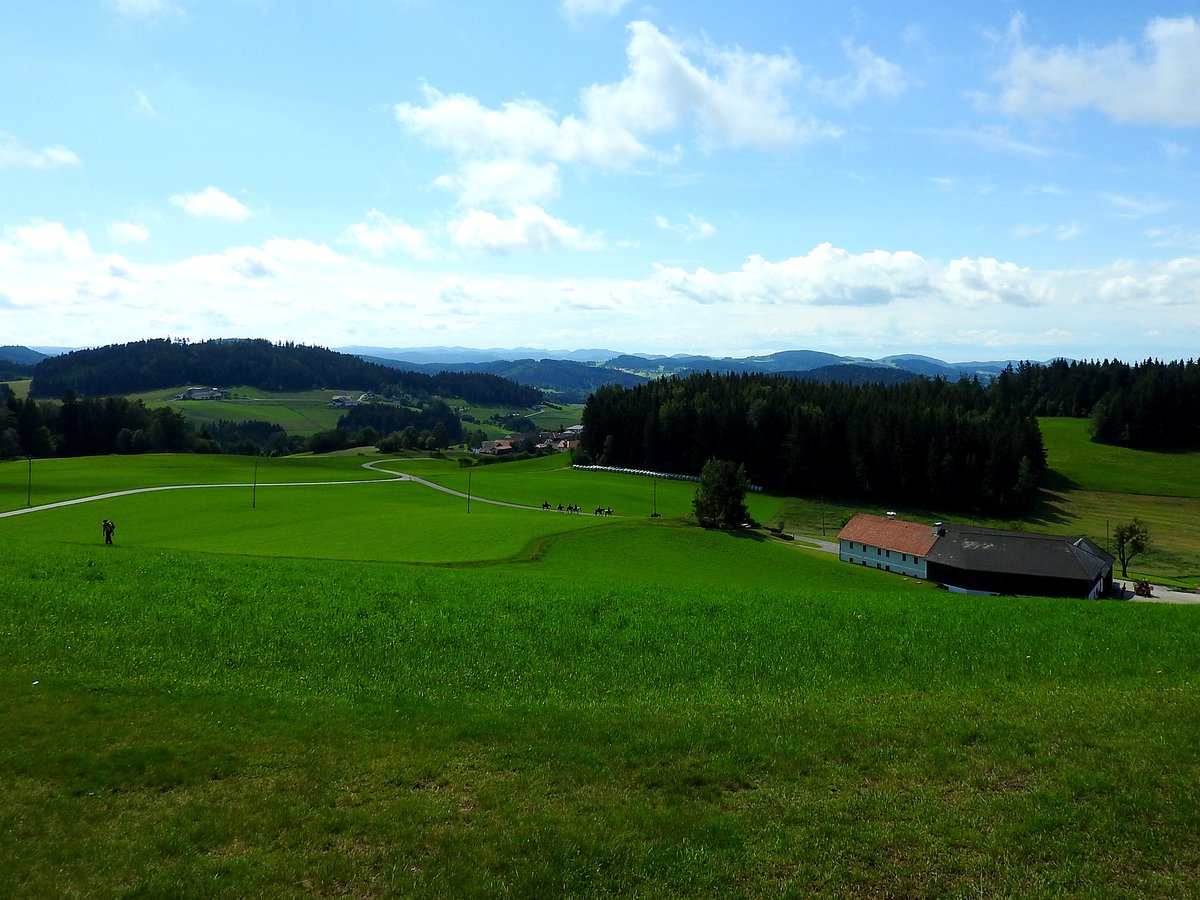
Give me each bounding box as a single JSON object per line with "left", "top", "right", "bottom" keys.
{"left": 28, "top": 338, "right": 541, "bottom": 408}
{"left": 581, "top": 373, "right": 1046, "bottom": 515}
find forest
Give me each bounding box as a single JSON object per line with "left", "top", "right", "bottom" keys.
{"left": 580, "top": 373, "right": 1046, "bottom": 515}
{"left": 991, "top": 358, "right": 1200, "bottom": 449}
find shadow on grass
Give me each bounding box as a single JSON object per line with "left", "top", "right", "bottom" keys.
{"left": 1022, "top": 470, "right": 1083, "bottom": 528}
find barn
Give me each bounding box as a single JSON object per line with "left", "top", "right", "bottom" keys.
{"left": 924, "top": 523, "right": 1114, "bottom": 599}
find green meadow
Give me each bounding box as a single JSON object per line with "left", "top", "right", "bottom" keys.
{"left": 2, "top": 433, "right": 1199, "bottom": 896}
{"left": 137, "top": 385, "right": 349, "bottom": 435}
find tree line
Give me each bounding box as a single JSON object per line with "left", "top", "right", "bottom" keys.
{"left": 579, "top": 373, "right": 1046, "bottom": 515}
{"left": 992, "top": 358, "right": 1200, "bottom": 449}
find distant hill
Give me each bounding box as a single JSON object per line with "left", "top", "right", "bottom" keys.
{"left": 349, "top": 346, "right": 1035, "bottom": 383}
{"left": 28, "top": 338, "right": 541, "bottom": 407}
{"left": 343, "top": 345, "right": 620, "bottom": 364}
{"left": 363, "top": 356, "right": 647, "bottom": 403}
{"left": 0, "top": 345, "right": 47, "bottom": 367}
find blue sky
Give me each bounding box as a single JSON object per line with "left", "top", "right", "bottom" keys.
{"left": 2, "top": 1, "right": 1198, "bottom": 361}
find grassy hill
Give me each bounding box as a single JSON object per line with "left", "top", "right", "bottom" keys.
{"left": 1, "top": 451, "right": 1197, "bottom": 896}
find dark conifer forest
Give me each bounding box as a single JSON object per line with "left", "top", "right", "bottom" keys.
{"left": 581, "top": 373, "right": 1047, "bottom": 515}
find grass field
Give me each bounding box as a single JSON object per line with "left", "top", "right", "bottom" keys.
{"left": 1, "top": 443, "right": 1198, "bottom": 896}
{"left": 136, "top": 385, "right": 350, "bottom": 435}
{"left": 3, "top": 378, "right": 32, "bottom": 398}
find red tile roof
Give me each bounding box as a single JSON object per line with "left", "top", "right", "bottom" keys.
{"left": 838, "top": 513, "right": 940, "bottom": 557}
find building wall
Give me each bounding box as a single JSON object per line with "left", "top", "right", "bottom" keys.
{"left": 839, "top": 539, "right": 927, "bottom": 578}
{"left": 924, "top": 562, "right": 1106, "bottom": 598}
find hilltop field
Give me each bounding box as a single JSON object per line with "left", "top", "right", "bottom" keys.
{"left": 1, "top": 420, "right": 1197, "bottom": 896}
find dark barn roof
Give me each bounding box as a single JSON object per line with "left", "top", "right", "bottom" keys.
{"left": 925, "top": 524, "right": 1114, "bottom": 596}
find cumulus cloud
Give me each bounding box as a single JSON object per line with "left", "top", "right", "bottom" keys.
{"left": 108, "top": 222, "right": 150, "bottom": 244}
{"left": 0, "top": 133, "right": 81, "bottom": 170}
{"left": 6, "top": 221, "right": 93, "bottom": 261}
{"left": 996, "top": 15, "right": 1200, "bottom": 126}
{"left": 395, "top": 20, "right": 848, "bottom": 175}
{"left": 345, "top": 211, "right": 434, "bottom": 259}
{"left": 434, "top": 159, "right": 561, "bottom": 209}
{"left": 170, "top": 186, "right": 251, "bottom": 222}
{"left": 655, "top": 244, "right": 933, "bottom": 307}
{"left": 448, "top": 205, "right": 605, "bottom": 253}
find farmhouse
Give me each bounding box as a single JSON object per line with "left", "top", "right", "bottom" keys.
{"left": 838, "top": 512, "right": 939, "bottom": 578}
{"left": 838, "top": 513, "right": 1115, "bottom": 599}
{"left": 174, "top": 386, "right": 227, "bottom": 400}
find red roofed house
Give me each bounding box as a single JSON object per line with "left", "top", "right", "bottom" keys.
{"left": 838, "top": 512, "right": 940, "bottom": 579}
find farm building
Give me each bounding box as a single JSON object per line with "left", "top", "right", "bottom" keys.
{"left": 838, "top": 513, "right": 1115, "bottom": 599}
{"left": 838, "top": 512, "right": 939, "bottom": 578}
{"left": 924, "top": 524, "right": 1114, "bottom": 599}
{"left": 174, "top": 386, "right": 227, "bottom": 400}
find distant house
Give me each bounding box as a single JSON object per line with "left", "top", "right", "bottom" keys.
{"left": 481, "top": 438, "right": 517, "bottom": 455}
{"left": 329, "top": 395, "right": 358, "bottom": 408}
{"left": 838, "top": 512, "right": 939, "bottom": 579}
{"left": 174, "top": 386, "right": 227, "bottom": 401}
{"left": 838, "top": 513, "right": 1114, "bottom": 599}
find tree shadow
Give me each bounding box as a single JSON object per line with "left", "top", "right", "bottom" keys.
{"left": 1022, "top": 470, "right": 1083, "bottom": 528}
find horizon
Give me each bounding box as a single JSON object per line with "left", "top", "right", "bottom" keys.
{"left": 2, "top": 2, "right": 1198, "bottom": 361}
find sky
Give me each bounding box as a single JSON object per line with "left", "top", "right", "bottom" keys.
{"left": 2, "top": 1, "right": 1198, "bottom": 362}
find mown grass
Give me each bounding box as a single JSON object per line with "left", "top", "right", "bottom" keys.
{"left": 1039, "top": 417, "right": 1200, "bottom": 498}
{"left": 2, "top": 535, "right": 1197, "bottom": 897}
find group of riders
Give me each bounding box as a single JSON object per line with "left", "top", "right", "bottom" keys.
{"left": 542, "top": 502, "right": 613, "bottom": 516}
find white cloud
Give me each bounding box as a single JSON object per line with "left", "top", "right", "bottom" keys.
{"left": 562, "top": 0, "right": 632, "bottom": 22}
{"left": 108, "top": 222, "right": 150, "bottom": 244}
{"left": 5, "top": 232, "right": 1200, "bottom": 360}
{"left": 396, "top": 20, "right": 836, "bottom": 176}
{"left": 0, "top": 133, "right": 81, "bottom": 170}
{"left": 345, "top": 211, "right": 434, "bottom": 259}
{"left": 6, "top": 221, "right": 93, "bottom": 261}
{"left": 1054, "top": 221, "right": 1082, "bottom": 241}
{"left": 170, "top": 186, "right": 251, "bottom": 222}
{"left": 1099, "top": 192, "right": 1169, "bottom": 218}
{"left": 113, "top": 0, "right": 178, "bottom": 18}
{"left": 435, "top": 159, "right": 561, "bottom": 208}
{"left": 816, "top": 42, "right": 911, "bottom": 107}
{"left": 135, "top": 90, "right": 158, "bottom": 117}
{"left": 448, "top": 205, "right": 605, "bottom": 253}
{"left": 996, "top": 15, "right": 1200, "bottom": 126}
{"left": 655, "top": 213, "right": 716, "bottom": 241}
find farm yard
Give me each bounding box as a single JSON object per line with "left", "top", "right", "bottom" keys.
{"left": 1, "top": 425, "right": 1198, "bottom": 897}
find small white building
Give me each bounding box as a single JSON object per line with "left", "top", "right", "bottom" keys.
{"left": 838, "top": 512, "right": 940, "bottom": 579}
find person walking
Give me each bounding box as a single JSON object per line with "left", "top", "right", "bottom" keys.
{"left": 102, "top": 519, "right": 115, "bottom": 545}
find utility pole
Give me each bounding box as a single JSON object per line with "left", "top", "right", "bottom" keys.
{"left": 252, "top": 457, "right": 259, "bottom": 508}
{"left": 651, "top": 476, "right": 658, "bottom": 517}
{"left": 27, "top": 456, "right": 32, "bottom": 507}
{"left": 467, "top": 469, "right": 472, "bottom": 514}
